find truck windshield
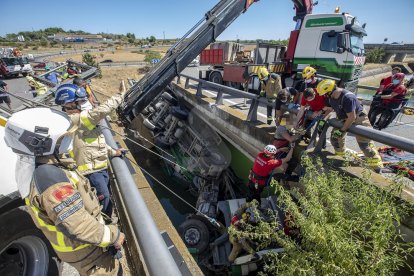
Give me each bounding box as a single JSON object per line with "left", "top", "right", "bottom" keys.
{"left": 2, "top": 58, "right": 19, "bottom": 66}
{"left": 350, "top": 34, "right": 364, "bottom": 56}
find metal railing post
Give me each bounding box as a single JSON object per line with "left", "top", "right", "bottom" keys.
{"left": 216, "top": 89, "right": 224, "bottom": 105}
{"left": 247, "top": 99, "right": 259, "bottom": 122}
{"left": 184, "top": 77, "right": 190, "bottom": 89}
{"left": 196, "top": 82, "right": 203, "bottom": 97}
{"left": 177, "top": 75, "right": 181, "bottom": 84}
{"left": 314, "top": 123, "right": 329, "bottom": 153}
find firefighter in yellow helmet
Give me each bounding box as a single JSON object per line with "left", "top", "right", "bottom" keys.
{"left": 296, "top": 66, "right": 321, "bottom": 93}
{"left": 316, "top": 79, "right": 383, "bottom": 171}
{"left": 4, "top": 108, "right": 126, "bottom": 275}
{"left": 262, "top": 73, "right": 283, "bottom": 124}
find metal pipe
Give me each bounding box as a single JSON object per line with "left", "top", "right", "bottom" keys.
{"left": 100, "top": 120, "right": 181, "bottom": 276}
{"left": 328, "top": 118, "right": 414, "bottom": 154}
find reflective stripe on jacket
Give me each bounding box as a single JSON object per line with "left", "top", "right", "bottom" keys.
{"left": 68, "top": 94, "right": 123, "bottom": 175}
{"left": 25, "top": 168, "right": 119, "bottom": 264}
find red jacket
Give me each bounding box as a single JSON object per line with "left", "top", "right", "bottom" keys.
{"left": 250, "top": 152, "right": 282, "bottom": 186}
{"left": 382, "top": 84, "right": 407, "bottom": 104}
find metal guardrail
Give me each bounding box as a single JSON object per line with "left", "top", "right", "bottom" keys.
{"left": 100, "top": 120, "right": 181, "bottom": 276}
{"left": 176, "top": 73, "right": 414, "bottom": 154}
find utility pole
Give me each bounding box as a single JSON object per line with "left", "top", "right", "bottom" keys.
{"left": 163, "top": 31, "right": 165, "bottom": 45}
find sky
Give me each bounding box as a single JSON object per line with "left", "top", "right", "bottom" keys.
{"left": 0, "top": 0, "right": 413, "bottom": 43}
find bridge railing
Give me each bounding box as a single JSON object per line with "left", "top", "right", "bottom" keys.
{"left": 176, "top": 73, "right": 414, "bottom": 154}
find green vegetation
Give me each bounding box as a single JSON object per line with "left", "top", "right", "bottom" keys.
{"left": 82, "top": 53, "right": 102, "bottom": 78}
{"left": 230, "top": 156, "right": 413, "bottom": 275}
{"left": 366, "top": 48, "right": 385, "bottom": 64}
{"left": 144, "top": 50, "right": 162, "bottom": 63}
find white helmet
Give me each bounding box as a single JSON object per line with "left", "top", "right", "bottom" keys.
{"left": 264, "top": 144, "right": 277, "bottom": 155}
{"left": 4, "top": 108, "right": 72, "bottom": 156}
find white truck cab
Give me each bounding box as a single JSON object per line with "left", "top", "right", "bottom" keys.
{"left": 293, "top": 13, "right": 366, "bottom": 90}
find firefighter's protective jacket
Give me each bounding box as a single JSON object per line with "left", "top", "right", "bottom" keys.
{"left": 25, "top": 163, "right": 120, "bottom": 265}
{"left": 264, "top": 75, "right": 282, "bottom": 100}
{"left": 68, "top": 93, "right": 123, "bottom": 175}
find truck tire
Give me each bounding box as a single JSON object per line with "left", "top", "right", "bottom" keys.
{"left": 22, "top": 72, "right": 28, "bottom": 77}
{"left": 179, "top": 218, "right": 210, "bottom": 254}
{"left": 0, "top": 206, "right": 60, "bottom": 276}
{"left": 209, "top": 71, "right": 223, "bottom": 85}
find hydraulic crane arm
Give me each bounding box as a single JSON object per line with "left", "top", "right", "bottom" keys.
{"left": 291, "top": 0, "right": 314, "bottom": 21}
{"left": 120, "top": 0, "right": 258, "bottom": 123}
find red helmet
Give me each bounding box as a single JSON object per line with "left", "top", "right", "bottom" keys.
{"left": 393, "top": 73, "right": 405, "bottom": 81}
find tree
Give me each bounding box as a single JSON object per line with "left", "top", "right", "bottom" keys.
{"left": 40, "top": 38, "right": 48, "bottom": 47}
{"left": 231, "top": 156, "right": 413, "bottom": 275}
{"left": 148, "top": 36, "right": 156, "bottom": 44}
{"left": 366, "top": 48, "right": 385, "bottom": 63}
{"left": 144, "top": 50, "right": 162, "bottom": 63}
{"left": 82, "top": 53, "right": 102, "bottom": 78}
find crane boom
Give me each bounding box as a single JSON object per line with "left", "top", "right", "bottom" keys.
{"left": 120, "top": 0, "right": 258, "bottom": 123}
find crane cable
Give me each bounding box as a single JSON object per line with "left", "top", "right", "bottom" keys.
{"left": 99, "top": 125, "right": 190, "bottom": 173}
{"left": 117, "top": 145, "right": 222, "bottom": 229}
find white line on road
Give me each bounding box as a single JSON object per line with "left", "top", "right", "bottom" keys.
{"left": 203, "top": 89, "right": 267, "bottom": 118}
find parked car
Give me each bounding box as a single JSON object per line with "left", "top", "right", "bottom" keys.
{"left": 0, "top": 57, "right": 33, "bottom": 78}
{"left": 33, "top": 62, "right": 46, "bottom": 69}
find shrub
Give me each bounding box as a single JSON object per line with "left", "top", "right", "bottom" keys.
{"left": 366, "top": 48, "right": 385, "bottom": 64}
{"left": 144, "top": 50, "right": 161, "bottom": 63}
{"left": 233, "top": 155, "right": 413, "bottom": 275}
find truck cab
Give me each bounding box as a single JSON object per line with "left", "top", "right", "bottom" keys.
{"left": 292, "top": 13, "right": 366, "bottom": 91}
{"left": 0, "top": 57, "right": 33, "bottom": 78}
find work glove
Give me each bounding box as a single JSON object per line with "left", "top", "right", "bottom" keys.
{"left": 317, "top": 119, "right": 326, "bottom": 133}
{"left": 332, "top": 129, "right": 346, "bottom": 139}
{"left": 259, "top": 91, "right": 265, "bottom": 97}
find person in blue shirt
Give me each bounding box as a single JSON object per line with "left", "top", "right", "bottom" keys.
{"left": 45, "top": 71, "right": 61, "bottom": 85}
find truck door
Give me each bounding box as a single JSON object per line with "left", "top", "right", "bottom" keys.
{"left": 315, "top": 30, "right": 348, "bottom": 84}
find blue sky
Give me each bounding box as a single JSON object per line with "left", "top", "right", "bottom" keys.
{"left": 0, "top": 0, "right": 412, "bottom": 43}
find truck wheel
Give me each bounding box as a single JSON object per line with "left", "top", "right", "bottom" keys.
{"left": 209, "top": 71, "right": 223, "bottom": 85}
{"left": 200, "top": 149, "right": 227, "bottom": 166}
{"left": 22, "top": 73, "right": 28, "bottom": 77}
{"left": 0, "top": 207, "right": 60, "bottom": 276}
{"left": 179, "top": 218, "right": 210, "bottom": 254}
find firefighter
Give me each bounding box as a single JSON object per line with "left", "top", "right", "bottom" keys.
{"left": 26, "top": 75, "right": 47, "bottom": 98}
{"left": 247, "top": 145, "right": 294, "bottom": 204}
{"left": 260, "top": 73, "right": 283, "bottom": 124}
{"left": 55, "top": 83, "right": 125, "bottom": 221}
{"left": 4, "top": 108, "right": 125, "bottom": 275}
{"left": 228, "top": 201, "right": 260, "bottom": 263}
{"left": 316, "top": 79, "right": 383, "bottom": 171}
{"left": 274, "top": 87, "right": 300, "bottom": 126}
{"left": 296, "top": 66, "right": 321, "bottom": 94}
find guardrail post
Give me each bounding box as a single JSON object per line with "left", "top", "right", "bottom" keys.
{"left": 216, "top": 89, "right": 224, "bottom": 105}
{"left": 247, "top": 99, "right": 259, "bottom": 122}
{"left": 314, "top": 123, "right": 329, "bottom": 153}
{"left": 184, "top": 77, "right": 190, "bottom": 89}
{"left": 177, "top": 75, "right": 181, "bottom": 84}
{"left": 196, "top": 82, "right": 203, "bottom": 97}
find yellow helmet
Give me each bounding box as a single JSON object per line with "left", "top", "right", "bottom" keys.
{"left": 316, "top": 79, "right": 336, "bottom": 95}
{"left": 302, "top": 66, "right": 317, "bottom": 79}
{"left": 257, "top": 67, "right": 269, "bottom": 80}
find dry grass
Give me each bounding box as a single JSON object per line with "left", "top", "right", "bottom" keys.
{"left": 363, "top": 63, "right": 389, "bottom": 70}
{"left": 49, "top": 50, "right": 147, "bottom": 63}
{"left": 89, "top": 67, "right": 144, "bottom": 97}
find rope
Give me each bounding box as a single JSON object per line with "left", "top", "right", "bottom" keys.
{"left": 99, "top": 125, "right": 189, "bottom": 172}
{"left": 123, "top": 154, "right": 221, "bottom": 228}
